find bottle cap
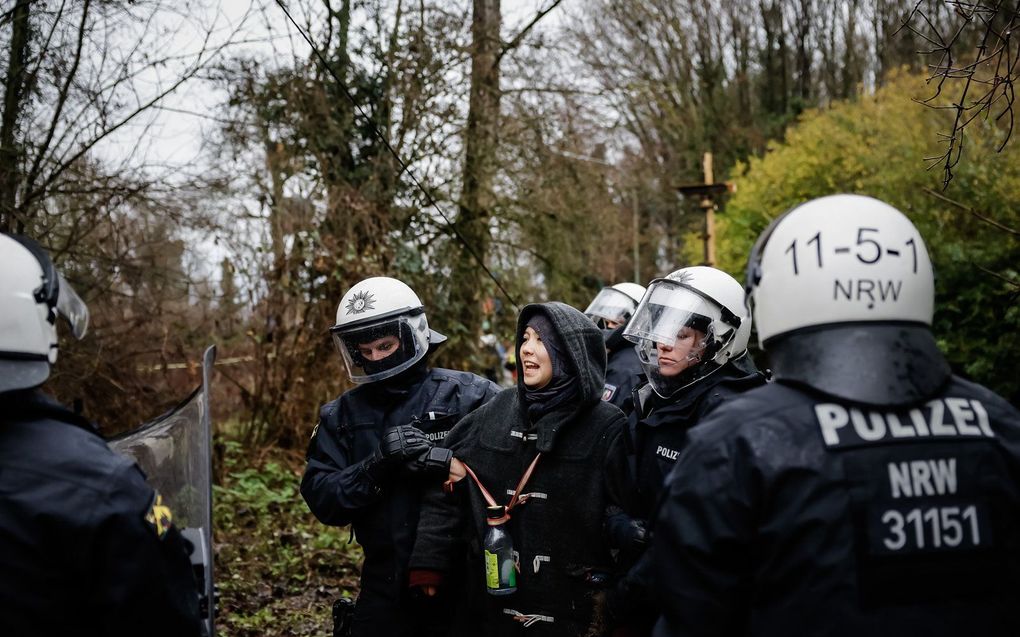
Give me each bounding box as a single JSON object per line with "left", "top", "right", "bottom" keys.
{"left": 486, "top": 505, "right": 506, "bottom": 519}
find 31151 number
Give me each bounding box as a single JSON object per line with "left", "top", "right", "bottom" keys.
{"left": 881, "top": 505, "right": 980, "bottom": 551}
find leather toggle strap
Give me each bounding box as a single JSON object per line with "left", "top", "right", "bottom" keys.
{"left": 503, "top": 608, "right": 555, "bottom": 627}
{"left": 457, "top": 453, "right": 542, "bottom": 524}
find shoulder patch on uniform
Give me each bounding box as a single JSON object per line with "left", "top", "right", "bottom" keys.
{"left": 144, "top": 493, "right": 174, "bottom": 539}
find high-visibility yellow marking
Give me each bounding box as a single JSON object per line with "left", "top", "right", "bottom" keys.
{"left": 144, "top": 494, "right": 173, "bottom": 539}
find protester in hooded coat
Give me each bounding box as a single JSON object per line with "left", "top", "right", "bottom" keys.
{"left": 409, "top": 302, "right": 630, "bottom": 636}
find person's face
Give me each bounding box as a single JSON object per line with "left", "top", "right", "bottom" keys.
{"left": 519, "top": 326, "right": 553, "bottom": 389}
{"left": 604, "top": 318, "right": 623, "bottom": 330}
{"left": 656, "top": 326, "right": 706, "bottom": 377}
{"left": 357, "top": 335, "right": 400, "bottom": 362}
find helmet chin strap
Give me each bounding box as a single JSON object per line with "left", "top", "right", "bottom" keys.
{"left": 706, "top": 327, "right": 734, "bottom": 364}
{"left": 650, "top": 359, "right": 723, "bottom": 400}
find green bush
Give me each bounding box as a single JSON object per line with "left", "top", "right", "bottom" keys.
{"left": 717, "top": 71, "right": 1020, "bottom": 402}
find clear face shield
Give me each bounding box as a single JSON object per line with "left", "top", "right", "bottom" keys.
{"left": 584, "top": 288, "right": 639, "bottom": 329}
{"left": 623, "top": 280, "right": 732, "bottom": 398}
{"left": 55, "top": 273, "right": 89, "bottom": 339}
{"left": 330, "top": 312, "right": 429, "bottom": 384}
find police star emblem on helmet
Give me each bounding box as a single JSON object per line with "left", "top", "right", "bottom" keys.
{"left": 666, "top": 270, "right": 694, "bottom": 285}
{"left": 345, "top": 290, "right": 376, "bottom": 315}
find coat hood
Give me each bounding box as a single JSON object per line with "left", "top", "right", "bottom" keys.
{"left": 515, "top": 302, "right": 607, "bottom": 407}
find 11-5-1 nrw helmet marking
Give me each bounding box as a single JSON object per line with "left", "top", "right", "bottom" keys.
{"left": 749, "top": 195, "right": 935, "bottom": 345}
{"left": 746, "top": 194, "right": 950, "bottom": 407}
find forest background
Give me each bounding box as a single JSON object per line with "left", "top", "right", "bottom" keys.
{"left": 3, "top": 1, "right": 1019, "bottom": 634}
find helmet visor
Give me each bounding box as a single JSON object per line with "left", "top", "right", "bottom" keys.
{"left": 584, "top": 288, "right": 639, "bottom": 327}
{"left": 330, "top": 314, "right": 428, "bottom": 384}
{"left": 56, "top": 273, "right": 89, "bottom": 339}
{"left": 623, "top": 280, "right": 720, "bottom": 347}
{"left": 624, "top": 280, "right": 729, "bottom": 398}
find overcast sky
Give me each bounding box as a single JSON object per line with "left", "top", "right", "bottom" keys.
{"left": 94, "top": 0, "right": 573, "bottom": 176}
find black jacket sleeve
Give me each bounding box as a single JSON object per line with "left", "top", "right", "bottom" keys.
{"left": 650, "top": 425, "right": 756, "bottom": 637}
{"left": 604, "top": 421, "right": 657, "bottom": 625}
{"left": 408, "top": 407, "right": 481, "bottom": 574}
{"left": 88, "top": 464, "right": 201, "bottom": 637}
{"left": 479, "top": 381, "right": 501, "bottom": 404}
{"left": 604, "top": 419, "right": 642, "bottom": 552}
{"left": 301, "top": 404, "right": 385, "bottom": 527}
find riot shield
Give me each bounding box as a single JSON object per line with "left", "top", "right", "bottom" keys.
{"left": 108, "top": 346, "right": 216, "bottom": 637}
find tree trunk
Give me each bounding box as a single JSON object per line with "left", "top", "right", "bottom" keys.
{"left": 841, "top": 0, "right": 861, "bottom": 98}
{"left": 729, "top": 4, "right": 753, "bottom": 125}
{"left": 450, "top": 0, "right": 501, "bottom": 365}
{"left": 0, "top": 0, "right": 32, "bottom": 233}
{"left": 795, "top": 0, "right": 812, "bottom": 104}
{"left": 759, "top": 0, "right": 788, "bottom": 116}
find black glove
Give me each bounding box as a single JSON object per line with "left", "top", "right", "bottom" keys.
{"left": 605, "top": 506, "right": 648, "bottom": 556}
{"left": 407, "top": 446, "right": 453, "bottom": 478}
{"left": 364, "top": 425, "right": 432, "bottom": 481}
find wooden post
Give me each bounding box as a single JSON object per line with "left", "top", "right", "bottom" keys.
{"left": 702, "top": 152, "right": 715, "bottom": 266}
{"left": 676, "top": 153, "right": 733, "bottom": 267}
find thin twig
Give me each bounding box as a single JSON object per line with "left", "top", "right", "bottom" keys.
{"left": 496, "top": 0, "right": 564, "bottom": 66}
{"left": 923, "top": 187, "right": 1020, "bottom": 237}
{"left": 977, "top": 264, "right": 1020, "bottom": 289}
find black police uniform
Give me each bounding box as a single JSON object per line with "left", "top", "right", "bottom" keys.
{"left": 606, "top": 360, "right": 765, "bottom": 631}
{"left": 651, "top": 376, "right": 1020, "bottom": 637}
{"left": 0, "top": 390, "right": 201, "bottom": 637}
{"left": 301, "top": 363, "right": 498, "bottom": 637}
{"left": 627, "top": 361, "right": 765, "bottom": 516}
{"left": 601, "top": 325, "right": 642, "bottom": 413}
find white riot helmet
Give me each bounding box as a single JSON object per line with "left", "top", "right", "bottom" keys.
{"left": 329, "top": 277, "right": 445, "bottom": 384}
{"left": 0, "top": 234, "right": 90, "bottom": 394}
{"left": 624, "top": 266, "right": 750, "bottom": 398}
{"left": 745, "top": 194, "right": 950, "bottom": 406}
{"left": 584, "top": 282, "right": 646, "bottom": 329}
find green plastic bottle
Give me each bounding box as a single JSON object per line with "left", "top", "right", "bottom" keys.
{"left": 483, "top": 505, "right": 516, "bottom": 595}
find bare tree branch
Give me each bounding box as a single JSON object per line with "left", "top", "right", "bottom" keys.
{"left": 977, "top": 264, "right": 1020, "bottom": 288}
{"left": 496, "top": 0, "right": 563, "bottom": 66}
{"left": 923, "top": 186, "right": 1020, "bottom": 236}
{"left": 20, "top": 11, "right": 245, "bottom": 214}
{"left": 904, "top": 0, "right": 1020, "bottom": 187}
{"left": 22, "top": 0, "right": 93, "bottom": 214}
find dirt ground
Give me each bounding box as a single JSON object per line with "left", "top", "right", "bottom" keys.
{"left": 213, "top": 444, "right": 363, "bottom": 636}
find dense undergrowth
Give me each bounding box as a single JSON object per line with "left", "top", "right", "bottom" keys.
{"left": 213, "top": 440, "right": 362, "bottom": 636}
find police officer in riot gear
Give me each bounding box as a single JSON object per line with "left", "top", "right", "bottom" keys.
{"left": 605, "top": 266, "right": 764, "bottom": 633}
{"left": 0, "top": 234, "right": 201, "bottom": 637}
{"left": 585, "top": 282, "right": 646, "bottom": 412}
{"left": 650, "top": 195, "right": 1020, "bottom": 636}
{"left": 301, "top": 277, "right": 499, "bottom": 637}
